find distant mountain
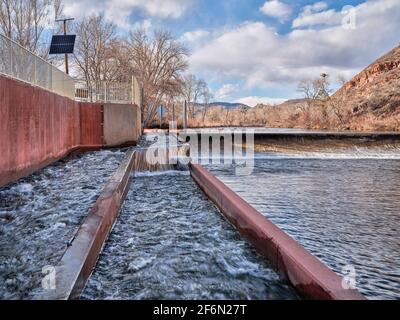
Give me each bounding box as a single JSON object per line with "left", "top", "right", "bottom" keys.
{"left": 254, "top": 98, "right": 304, "bottom": 109}
{"left": 194, "top": 102, "right": 250, "bottom": 110}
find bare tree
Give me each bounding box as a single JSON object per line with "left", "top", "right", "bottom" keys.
{"left": 297, "top": 73, "right": 332, "bottom": 109}
{"left": 181, "top": 74, "right": 195, "bottom": 115}
{"left": 181, "top": 74, "right": 208, "bottom": 119}
{"left": 73, "top": 14, "right": 119, "bottom": 83}
{"left": 201, "top": 86, "right": 213, "bottom": 123}
{"left": 317, "top": 73, "right": 332, "bottom": 99}
{"left": 0, "top": 0, "right": 63, "bottom": 55}
{"left": 329, "top": 75, "right": 349, "bottom": 126}
{"left": 128, "top": 28, "right": 189, "bottom": 127}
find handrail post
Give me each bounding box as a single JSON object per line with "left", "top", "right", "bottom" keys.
{"left": 104, "top": 82, "right": 107, "bottom": 103}
{"left": 34, "top": 55, "right": 37, "bottom": 86}
{"left": 131, "top": 75, "right": 135, "bottom": 104}
{"left": 9, "top": 39, "right": 13, "bottom": 76}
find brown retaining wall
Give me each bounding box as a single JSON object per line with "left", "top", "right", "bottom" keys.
{"left": 189, "top": 163, "right": 366, "bottom": 300}
{"left": 0, "top": 74, "right": 103, "bottom": 187}
{"left": 0, "top": 74, "right": 141, "bottom": 187}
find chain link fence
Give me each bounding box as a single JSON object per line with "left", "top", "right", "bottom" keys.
{"left": 0, "top": 34, "right": 75, "bottom": 98}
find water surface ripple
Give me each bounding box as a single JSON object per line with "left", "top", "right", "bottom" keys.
{"left": 208, "top": 152, "right": 400, "bottom": 300}
{"left": 0, "top": 149, "right": 126, "bottom": 299}
{"left": 83, "top": 172, "right": 298, "bottom": 300}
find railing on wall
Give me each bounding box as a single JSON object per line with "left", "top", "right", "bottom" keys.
{"left": 0, "top": 34, "right": 75, "bottom": 99}
{"left": 75, "top": 80, "right": 132, "bottom": 104}
{"left": 75, "top": 77, "right": 142, "bottom": 106}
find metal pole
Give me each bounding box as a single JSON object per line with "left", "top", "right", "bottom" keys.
{"left": 55, "top": 18, "right": 74, "bottom": 75}
{"left": 160, "top": 106, "right": 163, "bottom": 129}
{"left": 9, "top": 38, "right": 13, "bottom": 76}
{"left": 131, "top": 75, "right": 135, "bottom": 104}
{"left": 183, "top": 100, "right": 187, "bottom": 129}
{"left": 172, "top": 103, "right": 175, "bottom": 124}
{"left": 63, "top": 20, "right": 69, "bottom": 75}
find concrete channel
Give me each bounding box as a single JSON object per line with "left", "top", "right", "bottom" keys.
{"left": 37, "top": 138, "right": 366, "bottom": 300}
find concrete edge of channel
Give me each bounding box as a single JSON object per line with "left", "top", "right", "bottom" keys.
{"left": 39, "top": 149, "right": 136, "bottom": 300}
{"left": 189, "top": 163, "right": 367, "bottom": 300}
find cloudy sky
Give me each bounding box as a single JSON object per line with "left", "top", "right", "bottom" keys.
{"left": 64, "top": 0, "right": 400, "bottom": 106}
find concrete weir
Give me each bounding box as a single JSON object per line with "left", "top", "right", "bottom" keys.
{"left": 189, "top": 163, "right": 366, "bottom": 300}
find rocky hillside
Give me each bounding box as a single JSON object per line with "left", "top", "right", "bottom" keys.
{"left": 330, "top": 45, "right": 400, "bottom": 130}
{"left": 256, "top": 45, "right": 400, "bottom": 131}
{"left": 191, "top": 45, "right": 400, "bottom": 130}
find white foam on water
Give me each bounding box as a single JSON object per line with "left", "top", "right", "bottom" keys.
{"left": 132, "top": 170, "right": 190, "bottom": 178}
{"left": 193, "top": 147, "right": 400, "bottom": 161}
{"left": 253, "top": 150, "right": 400, "bottom": 160}
{"left": 12, "top": 183, "right": 33, "bottom": 194}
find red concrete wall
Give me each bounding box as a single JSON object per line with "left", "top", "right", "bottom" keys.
{"left": 80, "top": 103, "right": 104, "bottom": 146}
{"left": 0, "top": 74, "right": 103, "bottom": 187}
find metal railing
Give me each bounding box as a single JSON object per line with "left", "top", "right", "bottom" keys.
{"left": 75, "top": 77, "right": 142, "bottom": 105}
{"left": 0, "top": 34, "right": 75, "bottom": 98}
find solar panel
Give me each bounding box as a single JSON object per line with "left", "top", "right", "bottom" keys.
{"left": 49, "top": 35, "right": 76, "bottom": 54}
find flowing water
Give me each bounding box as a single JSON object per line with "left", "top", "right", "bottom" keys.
{"left": 1, "top": 129, "right": 399, "bottom": 300}
{"left": 0, "top": 149, "right": 127, "bottom": 299}
{"left": 82, "top": 171, "right": 298, "bottom": 300}
{"left": 206, "top": 146, "right": 400, "bottom": 300}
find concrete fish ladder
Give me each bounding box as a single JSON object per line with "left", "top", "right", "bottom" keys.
{"left": 189, "top": 163, "right": 366, "bottom": 300}
{"left": 40, "top": 147, "right": 365, "bottom": 300}
{"left": 39, "top": 150, "right": 136, "bottom": 300}
{"left": 39, "top": 147, "right": 188, "bottom": 300}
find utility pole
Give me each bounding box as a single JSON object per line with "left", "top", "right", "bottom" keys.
{"left": 55, "top": 18, "right": 75, "bottom": 75}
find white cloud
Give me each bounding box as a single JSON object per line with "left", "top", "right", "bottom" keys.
{"left": 64, "top": 0, "right": 193, "bottom": 28}
{"left": 292, "top": 9, "right": 340, "bottom": 29}
{"left": 190, "top": 0, "right": 400, "bottom": 91}
{"left": 179, "top": 30, "right": 210, "bottom": 48}
{"left": 292, "top": 2, "right": 340, "bottom": 28}
{"left": 303, "top": 1, "right": 329, "bottom": 14}
{"left": 132, "top": 0, "right": 193, "bottom": 19}
{"left": 260, "top": 0, "right": 293, "bottom": 22}
{"left": 236, "top": 96, "right": 287, "bottom": 107}
{"left": 132, "top": 19, "right": 152, "bottom": 32}
{"left": 215, "top": 84, "right": 237, "bottom": 100}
